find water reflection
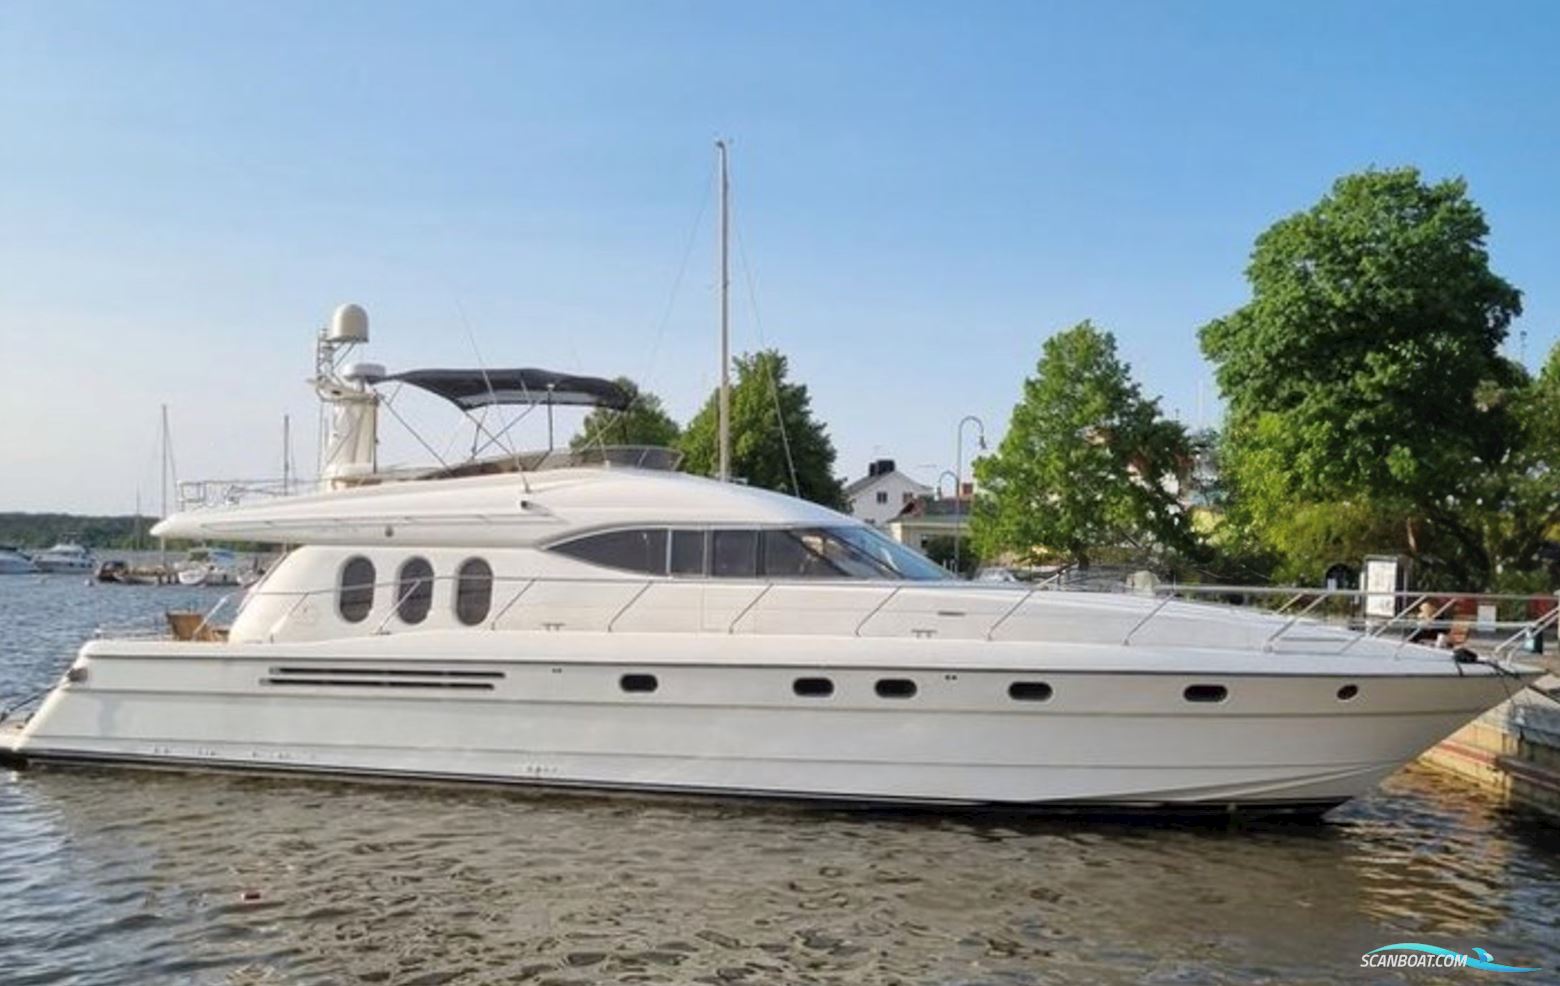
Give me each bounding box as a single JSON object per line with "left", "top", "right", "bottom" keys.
{"left": 1, "top": 764, "right": 1554, "bottom": 985}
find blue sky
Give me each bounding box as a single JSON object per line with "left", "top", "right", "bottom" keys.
{"left": 3, "top": 1, "right": 1558, "bottom": 512}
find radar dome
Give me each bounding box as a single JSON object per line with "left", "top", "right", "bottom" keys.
{"left": 328, "top": 303, "right": 369, "bottom": 342}
{"left": 342, "top": 361, "right": 386, "bottom": 383}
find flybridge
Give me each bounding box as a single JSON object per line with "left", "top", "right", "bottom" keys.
{"left": 316, "top": 303, "right": 642, "bottom": 489}
{"left": 174, "top": 304, "right": 674, "bottom": 512}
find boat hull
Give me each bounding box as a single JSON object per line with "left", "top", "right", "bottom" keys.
{"left": 34, "top": 559, "right": 94, "bottom": 573}
{"left": 5, "top": 634, "right": 1531, "bottom": 813}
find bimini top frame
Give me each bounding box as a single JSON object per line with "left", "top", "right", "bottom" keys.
{"left": 362, "top": 368, "right": 632, "bottom": 412}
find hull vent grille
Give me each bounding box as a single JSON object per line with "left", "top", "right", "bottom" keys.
{"left": 264, "top": 665, "right": 503, "bottom": 691}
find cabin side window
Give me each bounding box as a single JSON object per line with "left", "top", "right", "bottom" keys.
{"left": 454, "top": 558, "right": 493, "bottom": 625}
{"left": 710, "top": 529, "right": 759, "bottom": 577}
{"left": 759, "top": 530, "right": 840, "bottom": 578}
{"left": 396, "top": 557, "right": 434, "bottom": 624}
{"left": 545, "top": 525, "right": 949, "bottom": 581}
{"left": 669, "top": 529, "right": 707, "bottom": 576}
{"left": 338, "top": 556, "right": 376, "bottom": 623}
{"left": 551, "top": 529, "right": 669, "bottom": 575}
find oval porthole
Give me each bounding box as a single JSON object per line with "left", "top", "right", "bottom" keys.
{"left": 620, "top": 673, "right": 658, "bottom": 694}
{"left": 1009, "top": 681, "right": 1053, "bottom": 702}
{"left": 1183, "top": 684, "right": 1228, "bottom": 704}
{"left": 1337, "top": 684, "right": 1359, "bottom": 701}
{"left": 793, "top": 677, "right": 834, "bottom": 698}
{"left": 395, "top": 557, "right": 434, "bottom": 625}
{"left": 338, "top": 556, "right": 376, "bottom": 624}
{"left": 875, "top": 678, "right": 917, "bottom": 699}
{"left": 454, "top": 558, "right": 494, "bottom": 626}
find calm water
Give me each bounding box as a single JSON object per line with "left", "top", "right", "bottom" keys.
{"left": 1, "top": 577, "right": 1557, "bottom": 985}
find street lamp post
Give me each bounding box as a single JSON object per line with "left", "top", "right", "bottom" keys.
{"left": 953, "top": 415, "right": 986, "bottom": 577}
{"left": 934, "top": 469, "right": 961, "bottom": 574}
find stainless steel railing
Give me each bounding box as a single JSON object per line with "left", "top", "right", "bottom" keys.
{"left": 114, "top": 573, "right": 1556, "bottom": 661}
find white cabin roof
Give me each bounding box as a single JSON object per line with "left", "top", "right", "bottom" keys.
{"left": 151, "top": 467, "right": 853, "bottom": 547}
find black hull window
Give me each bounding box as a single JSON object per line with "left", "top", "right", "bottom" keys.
{"left": 396, "top": 557, "right": 434, "bottom": 625}
{"left": 454, "top": 558, "right": 494, "bottom": 626}
{"left": 338, "top": 556, "right": 376, "bottom": 623}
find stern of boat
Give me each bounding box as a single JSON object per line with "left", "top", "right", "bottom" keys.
{"left": 0, "top": 719, "right": 28, "bottom": 768}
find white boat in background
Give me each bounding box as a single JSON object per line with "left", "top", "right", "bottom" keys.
{"left": 176, "top": 547, "right": 241, "bottom": 587}
{"left": 32, "top": 542, "right": 97, "bottom": 574}
{"left": 0, "top": 301, "right": 1544, "bottom": 816}
{"left": 0, "top": 546, "right": 38, "bottom": 575}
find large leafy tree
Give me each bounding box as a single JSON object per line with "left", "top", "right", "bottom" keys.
{"left": 678, "top": 349, "right": 845, "bottom": 508}
{"left": 569, "top": 377, "right": 681, "bottom": 451}
{"left": 1440, "top": 348, "right": 1560, "bottom": 589}
{"left": 1200, "top": 167, "right": 1527, "bottom": 587}
{"left": 972, "top": 321, "right": 1198, "bottom": 568}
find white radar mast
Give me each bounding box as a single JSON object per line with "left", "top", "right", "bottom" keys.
{"left": 314, "top": 303, "right": 382, "bottom": 489}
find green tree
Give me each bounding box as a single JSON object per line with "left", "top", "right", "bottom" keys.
{"left": 1200, "top": 167, "right": 1526, "bottom": 587}
{"left": 1437, "top": 346, "right": 1560, "bottom": 589}
{"left": 678, "top": 349, "right": 845, "bottom": 507}
{"left": 569, "top": 377, "right": 681, "bottom": 451}
{"left": 972, "top": 321, "right": 1198, "bottom": 568}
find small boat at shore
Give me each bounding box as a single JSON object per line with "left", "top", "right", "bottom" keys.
{"left": 95, "top": 560, "right": 167, "bottom": 585}
{"left": 0, "top": 545, "right": 39, "bottom": 575}
{"left": 32, "top": 542, "right": 97, "bottom": 574}
{"left": 175, "top": 547, "right": 241, "bottom": 587}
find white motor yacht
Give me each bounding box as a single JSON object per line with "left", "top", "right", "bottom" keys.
{"left": 0, "top": 305, "right": 1543, "bottom": 814}
{"left": 0, "top": 545, "right": 38, "bottom": 575}
{"left": 32, "top": 542, "right": 97, "bottom": 574}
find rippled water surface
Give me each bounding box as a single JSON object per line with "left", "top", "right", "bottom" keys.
{"left": 1, "top": 577, "right": 1557, "bottom": 984}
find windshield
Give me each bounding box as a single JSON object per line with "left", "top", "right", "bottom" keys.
{"left": 822, "top": 525, "right": 951, "bottom": 581}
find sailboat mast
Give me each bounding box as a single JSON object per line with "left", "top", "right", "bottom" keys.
{"left": 158, "top": 403, "right": 169, "bottom": 568}
{"left": 716, "top": 139, "right": 731, "bottom": 483}
{"left": 282, "top": 413, "right": 291, "bottom": 496}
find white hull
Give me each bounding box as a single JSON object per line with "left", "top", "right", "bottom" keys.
{"left": 0, "top": 555, "right": 38, "bottom": 575}
{"left": 5, "top": 632, "right": 1526, "bottom": 812}
{"left": 33, "top": 559, "right": 93, "bottom": 573}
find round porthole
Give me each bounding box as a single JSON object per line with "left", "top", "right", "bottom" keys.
{"left": 1337, "top": 684, "right": 1359, "bottom": 701}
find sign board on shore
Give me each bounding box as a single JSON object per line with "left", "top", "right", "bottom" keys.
{"left": 1363, "top": 556, "right": 1406, "bottom": 620}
